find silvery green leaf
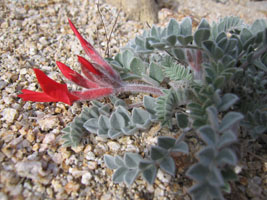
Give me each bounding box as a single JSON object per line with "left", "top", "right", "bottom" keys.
{"left": 177, "top": 35, "right": 193, "bottom": 46}
{"left": 130, "top": 57, "right": 146, "bottom": 76}
{"left": 114, "top": 155, "right": 125, "bottom": 167}
{"left": 180, "top": 17, "right": 192, "bottom": 36}
{"left": 124, "top": 153, "right": 142, "bottom": 168}
{"left": 104, "top": 155, "right": 118, "bottom": 169}
{"left": 159, "top": 157, "right": 176, "bottom": 176}
{"left": 240, "top": 28, "right": 253, "bottom": 44}
{"left": 122, "top": 50, "right": 134, "bottom": 70}
{"left": 250, "top": 19, "right": 267, "bottom": 34}
{"left": 167, "top": 18, "right": 180, "bottom": 35}
{"left": 149, "top": 62, "right": 164, "bottom": 82}
{"left": 121, "top": 126, "right": 137, "bottom": 135}
{"left": 217, "top": 130, "right": 237, "bottom": 148}
{"left": 97, "top": 128, "right": 109, "bottom": 137}
{"left": 194, "top": 28, "right": 210, "bottom": 47}
{"left": 83, "top": 118, "right": 98, "bottom": 133}
{"left": 166, "top": 35, "right": 177, "bottom": 46}
{"left": 172, "top": 48, "right": 185, "bottom": 60}
{"left": 110, "top": 111, "right": 125, "bottom": 130}
{"left": 132, "top": 108, "right": 150, "bottom": 126}
{"left": 157, "top": 136, "right": 176, "bottom": 150}
{"left": 139, "top": 159, "right": 154, "bottom": 170}
{"left": 141, "top": 163, "right": 157, "bottom": 185}
{"left": 197, "top": 125, "right": 217, "bottom": 145}
{"left": 124, "top": 169, "right": 139, "bottom": 186}
{"left": 187, "top": 183, "right": 210, "bottom": 200}
{"left": 143, "top": 96, "right": 156, "bottom": 115}
{"left": 151, "top": 25, "right": 159, "bottom": 38}
{"left": 142, "top": 74, "right": 160, "bottom": 86}
{"left": 176, "top": 113, "right": 189, "bottom": 129}
{"left": 218, "top": 93, "right": 239, "bottom": 111}
{"left": 92, "top": 100, "right": 103, "bottom": 108}
{"left": 135, "top": 36, "right": 145, "bottom": 48}
{"left": 114, "top": 99, "right": 128, "bottom": 108}
{"left": 151, "top": 146, "right": 167, "bottom": 161}
{"left": 219, "top": 112, "right": 243, "bottom": 132}
{"left": 216, "top": 148, "right": 237, "bottom": 166}
{"left": 88, "top": 106, "right": 100, "bottom": 118}
{"left": 172, "top": 141, "right": 189, "bottom": 154}
{"left": 213, "top": 75, "right": 225, "bottom": 89}
{"left": 98, "top": 115, "right": 110, "bottom": 130}
{"left": 99, "top": 104, "right": 111, "bottom": 115}
{"left": 62, "top": 126, "right": 71, "bottom": 134}
{"left": 108, "top": 128, "right": 122, "bottom": 139}
{"left": 112, "top": 167, "right": 127, "bottom": 183}
{"left": 186, "top": 163, "right": 210, "bottom": 182}
{"left": 206, "top": 106, "right": 219, "bottom": 131}
{"left": 197, "top": 146, "right": 216, "bottom": 166}
{"left": 116, "top": 106, "right": 131, "bottom": 125}
{"left": 221, "top": 168, "right": 238, "bottom": 181}
{"left": 207, "top": 166, "right": 225, "bottom": 186}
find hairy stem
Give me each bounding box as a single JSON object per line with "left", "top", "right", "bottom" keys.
{"left": 116, "top": 83, "right": 164, "bottom": 96}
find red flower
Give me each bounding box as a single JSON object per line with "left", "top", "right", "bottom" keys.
{"left": 18, "top": 19, "right": 163, "bottom": 106}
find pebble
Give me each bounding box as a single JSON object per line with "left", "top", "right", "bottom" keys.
{"left": 64, "top": 181, "right": 80, "bottom": 194}
{"left": 81, "top": 172, "right": 93, "bottom": 185}
{"left": 1, "top": 108, "right": 17, "bottom": 123}
{"left": 85, "top": 152, "right": 95, "bottom": 160}
{"left": 107, "top": 141, "right": 121, "bottom": 151}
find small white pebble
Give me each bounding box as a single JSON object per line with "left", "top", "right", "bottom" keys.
{"left": 1, "top": 108, "right": 17, "bottom": 123}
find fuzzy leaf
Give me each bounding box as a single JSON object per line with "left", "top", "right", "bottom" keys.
{"left": 197, "top": 125, "right": 217, "bottom": 146}
{"left": 217, "top": 130, "right": 237, "bottom": 148}
{"left": 216, "top": 148, "right": 237, "bottom": 166}
{"left": 157, "top": 136, "right": 176, "bottom": 150}
{"left": 167, "top": 18, "right": 180, "bottom": 35}
{"left": 194, "top": 28, "right": 210, "bottom": 47}
{"left": 114, "top": 155, "right": 125, "bottom": 167}
{"left": 112, "top": 167, "right": 127, "bottom": 183}
{"left": 124, "top": 169, "right": 139, "bottom": 186}
{"left": 124, "top": 153, "right": 141, "bottom": 168}
{"left": 172, "top": 141, "right": 189, "bottom": 154}
{"left": 108, "top": 128, "right": 122, "bottom": 139}
{"left": 159, "top": 157, "right": 176, "bottom": 176}
{"left": 176, "top": 113, "right": 189, "bottom": 129}
{"left": 130, "top": 57, "right": 146, "bottom": 75}
{"left": 132, "top": 108, "right": 150, "bottom": 126}
{"left": 151, "top": 146, "right": 167, "bottom": 161}
{"left": 143, "top": 96, "right": 156, "bottom": 115}
{"left": 180, "top": 17, "right": 192, "bottom": 36}
{"left": 166, "top": 35, "right": 177, "bottom": 46}
{"left": 140, "top": 162, "right": 157, "bottom": 185}
{"left": 104, "top": 155, "right": 118, "bottom": 169}
{"left": 149, "top": 62, "right": 164, "bottom": 82}
{"left": 197, "top": 146, "right": 216, "bottom": 166}
{"left": 83, "top": 118, "right": 98, "bottom": 133}
{"left": 218, "top": 93, "right": 239, "bottom": 111}
{"left": 110, "top": 111, "right": 125, "bottom": 130}
{"left": 186, "top": 163, "right": 210, "bottom": 182}
{"left": 219, "top": 112, "right": 243, "bottom": 132}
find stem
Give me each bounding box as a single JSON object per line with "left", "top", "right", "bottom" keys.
{"left": 116, "top": 83, "right": 164, "bottom": 96}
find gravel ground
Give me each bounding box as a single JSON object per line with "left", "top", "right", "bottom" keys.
{"left": 0, "top": 0, "right": 266, "bottom": 199}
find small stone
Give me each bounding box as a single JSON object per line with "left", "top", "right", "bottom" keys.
{"left": 81, "top": 172, "right": 92, "bottom": 185}
{"left": 32, "top": 143, "right": 39, "bottom": 151}
{"left": 51, "top": 179, "right": 63, "bottom": 193}
{"left": 107, "top": 141, "right": 121, "bottom": 151}
{"left": 100, "top": 193, "right": 112, "bottom": 200}
{"left": 87, "top": 161, "right": 97, "bottom": 170}
{"left": 71, "top": 145, "right": 84, "bottom": 153}
{"left": 84, "top": 144, "right": 92, "bottom": 153}
{"left": 157, "top": 170, "right": 171, "bottom": 184}
{"left": 64, "top": 181, "right": 80, "bottom": 194}
{"left": 1, "top": 108, "right": 17, "bottom": 123}
{"left": 85, "top": 152, "right": 95, "bottom": 160}
{"left": 37, "top": 116, "right": 59, "bottom": 131}
{"left": 43, "top": 133, "right": 55, "bottom": 144}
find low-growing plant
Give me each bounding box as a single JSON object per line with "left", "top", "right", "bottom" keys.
{"left": 19, "top": 16, "right": 267, "bottom": 199}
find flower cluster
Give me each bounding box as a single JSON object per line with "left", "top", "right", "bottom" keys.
{"left": 18, "top": 20, "right": 163, "bottom": 105}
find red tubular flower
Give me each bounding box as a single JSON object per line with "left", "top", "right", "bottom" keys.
{"left": 18, "top": 69, "right": 80, "bottom": 105}
{"left": 18, "top": 19, "right": 163, "bottom": 106}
